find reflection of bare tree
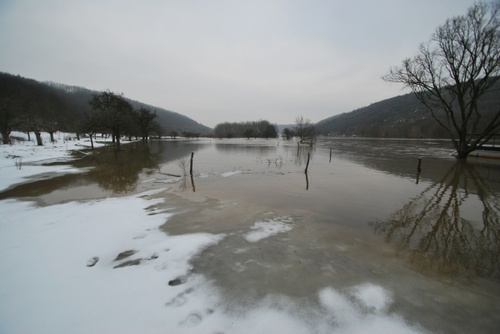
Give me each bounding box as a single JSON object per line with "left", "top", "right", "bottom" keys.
{"left": 175, "top": 157, "right": 196, "bottom": 192}
{"left": 89, "top": 146, "right": 159, "bottom": 194}
{"left": 177, "top": 175, "right": 196, "bottom": 192}
{"left": 294, "top": 144, "right": 314, "bottom": 168}
{"left": 371, "top": 162, "right": 500, "bottom": 281}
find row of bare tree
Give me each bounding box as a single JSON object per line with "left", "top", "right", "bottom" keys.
{"left": 82, "top": 91, "right": 160, "bottom": 150}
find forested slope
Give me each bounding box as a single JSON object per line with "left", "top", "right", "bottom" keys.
{"left": 0, "top": 72, "right": 212, "bottom": 137}
{"left": 315, "top": 81, "right": 500, "bottom": 138}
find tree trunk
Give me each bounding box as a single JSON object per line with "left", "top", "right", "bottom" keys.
{"left": 455, "top": 150, "right": 469, "bottom": 159}
{"left": 49, "top": 131, "right": 55, "bottom": 143}
{"left": 1, "top": 129, "right": 10, "bottom": 144}
{"left": 454, "top": 138, "right": 472, "bottom": 159}
{"left": 115, "top": 132, "right": 121, "bottom": 151}
{"left": 34, "top": 131, "right": 43, "bottom": 146}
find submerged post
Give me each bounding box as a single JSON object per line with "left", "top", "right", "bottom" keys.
{"left": 305, "top": 152, "right": 310, "bottom": 174}
{"left": 190, "top": 152, "right": 194, "bottom": 175}
{"left": 191, "top": 174, "right": 196, "bottom": 192}
{"left": 416, "top": 158, "right": 422, "bottom": 184}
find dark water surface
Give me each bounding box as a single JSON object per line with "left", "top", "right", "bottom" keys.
{"left": 2, "top": 138, "right": 499, "bottom": 333}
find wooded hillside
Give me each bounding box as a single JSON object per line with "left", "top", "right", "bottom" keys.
{"left": 315, "top": 80, "right": 500, "bottom": 138}
{"left": 0, "top": 72, "right": 212, "bottom": 138}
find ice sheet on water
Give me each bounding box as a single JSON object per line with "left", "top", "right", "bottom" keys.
{"left": 352, "top": 283, "right": 392, "bottom": 312}
{"left": 221, "top": 170, "right": 242, "bottom": 177}
{"left": 318, "top": 286, "right": 425, "bottom": 334}
{"left": 243, "top": 216, "right": 294, "bottom": 242}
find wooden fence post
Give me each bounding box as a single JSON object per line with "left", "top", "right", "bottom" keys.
{"left": 190, "top": 152, "right": 194, "bottom": 175}
{"left": 305, "top": 152, "right": 310, "bottom": 174}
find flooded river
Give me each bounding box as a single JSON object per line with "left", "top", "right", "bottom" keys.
{"left": 2, "top": 137, "right": 499, "bottom": 333}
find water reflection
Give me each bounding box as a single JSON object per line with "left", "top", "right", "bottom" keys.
{"left": 85, "top": 146, "right": 158, "bottom": 194}
{"left": 176, "top": 173, "right": 196, "bottom": 193}
{"left": 0, "top": 141, "right": 198, "bottom": 200}
{"left": 214, "top": 140, "right": 277, "bottom": 155}
{"left": 317, "top": 138, "right": 455, "bottom": 181}
{"left": 371, "top": 161, "right": 500, "bottom": 282}
{"left": 86, "top": 141, "right": 204, "bottom": 194}
{"left": 294, "top": 143, "right": 314, "bottom": 167}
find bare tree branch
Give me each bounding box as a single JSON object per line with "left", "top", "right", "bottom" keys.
{"left": 383, "top": 2, "right": 500, "bottom": 158}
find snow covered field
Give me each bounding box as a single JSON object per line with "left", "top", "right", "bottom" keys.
{"left": 0, "top": 132, "right": 428, "bottom": 333}
{"left": 0, "top": 132, "right": 102, "bottom": 192}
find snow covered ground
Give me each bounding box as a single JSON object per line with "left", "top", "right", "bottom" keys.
{"left": 0, "top": 132, "right": 428, "bottom": 334}
{"left": 0, "top": 132, "right": 103, "bottom": 192}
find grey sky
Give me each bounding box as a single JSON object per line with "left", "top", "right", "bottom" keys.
{"left": 0, "top": 0, "right": 478, "bottom": 127}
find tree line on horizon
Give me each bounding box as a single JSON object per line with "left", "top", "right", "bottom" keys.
{"left": 212, "top": 116, "right": 317, "bottom": 143}
{"left": 213, "top": 120, "right": 278, "bottom": 139}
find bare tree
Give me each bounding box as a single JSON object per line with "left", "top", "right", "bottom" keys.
{"left": 383, "top": 2, "right": 500, "bottom": 159}
{"left": 0, "top": 100, "right": 17, "bottom": 144}
{"left": 79, "top": 111, "right": 101, "bottom": 149}
{"left": 89, "top": 91, "right": 133, "bottom": 151}
{"left": 282, "top": 128, "right": 293, "bottom": 140}
{"left": 135, "top": 108, "right": 159, "bottom": 142}
{"left": 294, "top": 115, "right": 315, "bottom": 143}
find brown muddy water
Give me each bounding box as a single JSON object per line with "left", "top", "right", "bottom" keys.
{"left": 1, "top": 138, "right": 499, "bottom": 333}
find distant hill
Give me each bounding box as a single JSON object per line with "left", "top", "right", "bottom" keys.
{"left": 0, "top": 72, "right": 212, "bottom": 135}
{"left": 315, "top": 81, "right": 500, "bottom": 138}
{"left": 44, "top": 81, "right": 212, "bottom": 135}
{"left": 125, "top": 99, "right": 211, "bottom": 135}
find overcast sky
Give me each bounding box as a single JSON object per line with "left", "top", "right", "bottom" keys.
{"left": 0, "top": 0, "right": 478, "bottom": 127}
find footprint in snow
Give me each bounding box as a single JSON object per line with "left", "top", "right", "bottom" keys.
{"left": 165, "top": 295, "right": 187, "bottom": 307}
{"left": 179, "top": 313, "right": 202, "bottom": 327}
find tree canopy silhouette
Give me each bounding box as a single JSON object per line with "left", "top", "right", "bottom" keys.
{"left": 384, "top": 2, "right": 500, "bottom": 159}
